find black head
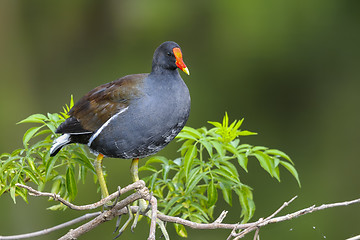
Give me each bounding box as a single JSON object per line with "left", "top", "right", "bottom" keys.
{"left": 152, "top": 41, "right": 189, "bottom": 75}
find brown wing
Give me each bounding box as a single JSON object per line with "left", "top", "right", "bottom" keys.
{"left": 57, "top": 73, "right": 147, "bottom": 134}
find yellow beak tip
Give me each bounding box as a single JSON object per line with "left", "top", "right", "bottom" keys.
{"left": 182, "top": 67, "right": 190, "bottom": 75}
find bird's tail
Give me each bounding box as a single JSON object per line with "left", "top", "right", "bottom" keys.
{"left": 50, "top": 134, "right": 71, "bottom": 157}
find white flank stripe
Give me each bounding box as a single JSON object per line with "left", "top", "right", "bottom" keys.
{"left": 88, "top": 107, "right": 129, "bottom": 147}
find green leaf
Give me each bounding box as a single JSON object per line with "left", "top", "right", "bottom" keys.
{"left": 17, "top": 114, "right": 47, "bottom": 124}
{"left": 190, "top": 202, "right": 210, "bottom": 221}
{"left": 185, "top": 171, "right": 205, "bottom": 195}
{"left": 176, "top": 131, "right": 199, "bottom": 141}
{"left": 34, "top": 129, "right": 52, "bottom": 138}
{"left": 23, "top": 168, "right": 40, "bottom": 185}
{"left": 232, "top": 118, "right": 244, "bottom": 131}
{"left": 189, "top": 212, "right": 209, "bottom": 223}
{"left": 207, "top": 121, "right": 222, "bottom": 128}
{"left": 177, "top": 126, "right": 202, "bottom": 140}
{"left": 0, "top": 156, "right": 19, "bottom": 177}
{"left": 207, "top": 180, "right": 218, "bottom": 207}
{"left": 279, "top": 161, "right": 301, "bottom": 187}
{"left": 138, "top": 165, "right": 158, "bottom": 173}
{"left": 174, "top": 223, "right": 188, "bottom": 238}
{"left": 45, "top": 155, "right": 59, "bottom": 180}
{"left": 273, "top": 166, "right": 281, "bottom": 182}
{"left": 253, "top": 151, "right": 273, "bottom": 177}
{"left": 219, "top": 182, "right": 232, "bottom": 206}
{"left": 237, "top": 130, "right": 257, "bottom": 136}
{"left": 72, "top": 152, "right": 96, "bottom": 173}
{"left": 66, "top": 166, "right": 77, "bottom": 200}
{"left": 212, "top": 168, "right": 240, "bottom": 185}
{"left": 235, "top": 186, "right": 255, "bottom": 223}
{"left": 10, "top": 186, "right": 16, "bottom": 203}
{"left": 252, "top": 146, "right": 268, "bottom": 152}
{"left": 184, "top": 145, "right": 197, "bottom": 180}
{"left": 168, "top": 203, "right": 184, "bottom": 216}
{"left": 44, "top": 121, "right": 58, "bottom": 134}
{"left": 218, "top": 163, "right": 239, "bottom": 179}
{"left": 149, "top": 172, "right": 160, "bottom": 190}
{"left": 179, "top": 139, "right": 196, "bottom": 156}
{"left": 236, "top": 153, "right": 248, "bottom": 172}
{"left": 265, "top": 149, "right": 294, "bottom": 164}
{"left": 51, "top": 179, "right": 61, "bottom": 194}
{"left": 223, "top": 112, "right": 229, "bottom": 127}
{"left": 200, "top": 139, "right": 213, "bottom": 157}
{"left": 145, "top": 156, "right": 169, "bottom": 166}
{"left": 210, "top": 140, "right": 224, "bottom": 157}
{"left": 16, "top": 188, "right": 28, "bottom": 203}
{"left": 163, "top": 196, "right": 183, "bottom": 214}
{"left": 237, "top": 144, "right": 252, "bottom": 150}
{"left": 23, "top": 126, "right": 43, "bottom": 148}
{"left": 47, "top": 204, "right": 67, "bottom": 211}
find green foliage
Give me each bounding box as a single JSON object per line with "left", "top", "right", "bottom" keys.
{"left": 0, "top": 97, "right": 300, "bottom": 238}
{"left": 139, "top": 113, "right": 300, "bottom": 231}
{"left": 0, "top": 96, "right": 97, "bottom": 209}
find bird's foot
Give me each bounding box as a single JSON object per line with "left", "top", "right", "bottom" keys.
{"left": 104, "top": 186, "right": 121, "bottom": 209}
{"left": 130, "top": 193, "right": 152, "bottom": 232}
{"left": 111, "top": 190, "right": 169, "bottom": 240}
{"left": 113, "top": 205, "right": 133, "bottom": 239}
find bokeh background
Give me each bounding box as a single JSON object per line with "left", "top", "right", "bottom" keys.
{"left": 1, "top": 1, "right": 360, "bottom": 239}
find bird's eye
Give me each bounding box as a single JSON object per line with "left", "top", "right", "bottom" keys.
{"left": 167, "top": 52, "right": 172, "bottom": 56}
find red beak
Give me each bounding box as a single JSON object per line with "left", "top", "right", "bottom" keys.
{"left": 173, "top": 47, "right": 190, "bottom": 75}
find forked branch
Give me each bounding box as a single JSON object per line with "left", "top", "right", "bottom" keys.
{"left": 1, "top": 183, "right": 359, "bottom": 240}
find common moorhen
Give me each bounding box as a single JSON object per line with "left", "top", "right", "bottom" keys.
{"left": 50, "top": 41, "right": 190, "bottom": 197}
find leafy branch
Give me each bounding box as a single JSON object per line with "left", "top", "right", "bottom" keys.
{"left": 139, "top": 113, "right": 300, "bottom": 236}
{"left": 0, "top": 97, "right": 300, "bottom": 238}
{"left": 0, "top": 96, "right": 97, "bottom": 209}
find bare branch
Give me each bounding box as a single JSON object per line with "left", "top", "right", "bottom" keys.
{"left": 5, "top": 183, "right": 360, "bottom": 240}
{"left": 58, "top": 191, "right": 144, "bottom": 240}
{"left": 253, "top": 227, "right": 260, "bottom": 240}
{"left": 0, "top": 212, "right": 100, "bottom": 240}
{"left": 229, "top": 196, "right": 360, "bottom": 239}
{"left": 232, "top": 195, "right": 298, "bottom": 239}
{"left": 214, "top": 210, "right": 228, "bottom": 224}
{"left": 147, "top": 195, "right": 158, "bottom": 240}
{"left": 15, "top": 181, "right": 145, "bottom": 210}
{"left": 59, "top": 183, "right": 154, "bottom": 240}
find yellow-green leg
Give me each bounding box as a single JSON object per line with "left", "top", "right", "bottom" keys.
{"left": 95, "top": 154, "right": 109, "bottom": 198}
{"left": 130, "top": 158, "right": 140, "bottom": 182}
{"left": 129, "top": 158, "right": 169, "bottom": 239}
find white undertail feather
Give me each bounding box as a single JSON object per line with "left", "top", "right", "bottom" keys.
{"left": 50, "top": 134, "right": 71, "bottom": 156}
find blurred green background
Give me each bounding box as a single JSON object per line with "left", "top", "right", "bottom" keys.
{"left": 1, "top": 1, "right": 360, "bottom": 239}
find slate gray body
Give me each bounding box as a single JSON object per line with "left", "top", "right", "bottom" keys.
{"left": 50, "top": 41, "right": 190, "bottom": 159}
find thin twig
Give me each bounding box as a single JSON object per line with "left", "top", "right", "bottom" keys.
{"left": 15, "top": 181, "right": 144, "bottom": 210}
{"left": 264, "top": 195, "right": 298, "bottom": 221}
{"left": 215, "top": 210, "right": 228, "bottom": 223}
{"left": 233, "top": 195, "right": 298, "bottom": 239}
{"left": 229, "top": 196, "right": 360, "bottom": 239}
{"left": 0, "top": 212, "right": 100, "bottom": 240}
{"left": 226, "top": 223, "right": 240, "bottom": 240}
{"left": 253, "top": 227, "right": 260, "bottom": 240}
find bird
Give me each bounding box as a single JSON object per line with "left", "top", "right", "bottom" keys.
{"left": 50, "top": 41, "right": 190, "bottom": 198}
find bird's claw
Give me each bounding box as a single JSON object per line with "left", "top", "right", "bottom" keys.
{"left": 113, "top": 205, "right": 133, "bottom": 239}
{"left": 103, "top": 186, "right": 121, "bottom": 210}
